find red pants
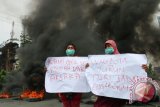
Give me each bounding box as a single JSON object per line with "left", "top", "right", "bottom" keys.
{"left": 94, "top": 96, "right": 126, "bottom": 107}
{"left": 58, "top": 93, "right": 82, "bottom": 107}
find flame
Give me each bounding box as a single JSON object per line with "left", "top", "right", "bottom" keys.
{"left": 0, "top": 92, "right": 11, "bottom": 98}
{"left": 20, "top": 89, "right": 32, "bottom": 99}
{"left": 28, "top": 90, "right": 44, "bottom": 99}
{"left": 20, "top": 90, "right": 44, "bottom": 100}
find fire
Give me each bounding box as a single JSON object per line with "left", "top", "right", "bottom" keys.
{"left": 20, "top": 89, "right": 32, "bottom": 99}
{"left": 20, "top": 90, "right": 44, "bottom": 100}
{"left": 0, "top": 92, "right": 11, "bottom": 98}
{"left": 28, "top": 90, "right": 44, "bottom": 100}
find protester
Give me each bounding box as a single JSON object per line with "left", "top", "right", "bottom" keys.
{"left": 86, "top": 39, "right": 148, "bottom": 107}
{"left": 58, "top": 43, "right": 82, "bottom": 107}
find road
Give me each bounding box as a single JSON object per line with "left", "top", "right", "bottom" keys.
{"left": 0, "top": 97, "right": 159, "bottom": 107}
{"left": 0, "top": 98, "right": 93, "bottom": 107}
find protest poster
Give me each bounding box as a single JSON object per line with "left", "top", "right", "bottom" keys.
{"left": 85, "top": 54, "right": 147, "bottom": 99}
{"left": 45, "top": 57, "right": 90, "bottom": 93}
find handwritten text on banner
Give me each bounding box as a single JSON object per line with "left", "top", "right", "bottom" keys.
{"left": 85, "top": 54, "right": 147, "bottom": 100}
{"left": 45, "top": 57, "right": 90, "bottom": 93}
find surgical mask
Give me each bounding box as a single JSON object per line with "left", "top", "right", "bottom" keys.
{"left": 105, "top": 47, "right": 114, "bottom": 54}
{"left": 66, "top": 49, "right": 75, "bottom": 56}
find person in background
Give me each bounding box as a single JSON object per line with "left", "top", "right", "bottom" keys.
{"left": 58, "top": 43, "right": 82, "bottom": 107}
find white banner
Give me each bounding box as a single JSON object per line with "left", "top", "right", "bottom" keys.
{"left": 45, "top": 57, "right": 90, "bottom": 93}
{"left": 85, "top": 54, "right": 147, "bottom": 100}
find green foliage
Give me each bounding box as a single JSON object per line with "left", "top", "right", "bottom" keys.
{"left": 147, "top": 64, "right": 160, "bottom": 80}
{"left": 0, "top": 69, "right": 6, "bottom": 83}
{"left": 20, "top": 33, "right": 32, "bottom": 47}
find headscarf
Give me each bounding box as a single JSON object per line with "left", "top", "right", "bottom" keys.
{"left": 105, "top": 40, "right": 120, "bottom": 54}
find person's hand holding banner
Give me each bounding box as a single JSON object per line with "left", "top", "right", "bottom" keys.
{"left": 85, "top": 54, "right": 147, "bottom": 100}
{"left": 45, "top": 54, "right": 148, "bottom": 100}
{"left": 45, "top": 57, "right": 90, "bottom": 93}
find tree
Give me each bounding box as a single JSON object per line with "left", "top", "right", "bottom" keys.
{"left": 0, "top": 69, "right": 6, "bottom": 82}
{"left": 20, "top": 33, "right": 32, "bottom": 47}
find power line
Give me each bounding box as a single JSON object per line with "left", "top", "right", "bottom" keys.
{"left": 0, "top": 11, "right": 27, "bottom": 23}
{"left": 0, "top": 14, "right": 19, "bottom": 19}
{"left": 0, "top": 14, "right": 21, "bottom": 22}
{"left": 0, "top": 16, "right": 22, "bottom": 25}
{"left": 0, "top": 10, "right": 26, "bottom": 19}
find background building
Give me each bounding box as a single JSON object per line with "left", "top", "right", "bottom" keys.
{"left": 0, "top": 42, "right": 19, "bottom": 71}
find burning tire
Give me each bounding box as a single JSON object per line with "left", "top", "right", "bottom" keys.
{"left": 20, "top": 73, "right": 45, "bottom": 101}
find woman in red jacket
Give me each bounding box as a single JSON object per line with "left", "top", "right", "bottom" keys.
{"left": 58, "top": 43, "right": 82, "bottom": 107}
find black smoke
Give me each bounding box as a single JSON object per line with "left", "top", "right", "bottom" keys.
{"left": 18, "top": 0, "right": 104, "bottom": 90}
{"left": 17, "top": 0, "right": 160, "bottom": 90}
{"left": 92, "top": 0, "right": 160, "bottom": 54}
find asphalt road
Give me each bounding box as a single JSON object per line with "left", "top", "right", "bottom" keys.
{"left": 0, "top": 98, "right": 160, "bottom": 107}
{"left": 0, "top": 98, "right": 93, "bottom": 107}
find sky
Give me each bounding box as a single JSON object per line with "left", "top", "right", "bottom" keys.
{"left": 0, "top": 0, "right": 33, "bottom": 46}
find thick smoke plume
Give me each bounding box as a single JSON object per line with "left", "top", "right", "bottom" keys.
{"left": 18, "top": 0, "right": 104, "bottom": 89}
{"left": 93, "top": 0, "right": 160, "bottom": 54}
{"left": 17, "top": 0, "right": 160, "bottom": 89}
